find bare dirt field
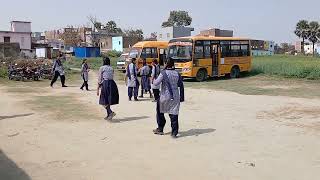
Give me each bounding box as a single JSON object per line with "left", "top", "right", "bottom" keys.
{"left": 1, "top": 71, "right": 320, "bottom": 180}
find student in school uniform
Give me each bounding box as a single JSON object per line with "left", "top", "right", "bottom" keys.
{"left": 97, "top": 57, "right": 119, "bottom": 121}
{"left": 150, "top": 59, "right": 161, "bottom": 102}
{"left": 152, "top": 57, "right": 185, "bottom": 138}
{"left": 80, "top": 59, "right": 90, "bottom": 91}
{"left": 50, "top": 54, "right": 68, "bottom": 87}
{"left": 125, "top": 58, "right": 139, "bottom": 101}
{"left": 139, "top": 59, "right": 153, "bottom": 98}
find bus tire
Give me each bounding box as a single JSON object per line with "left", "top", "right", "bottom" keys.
{"left": 196, "top": 69, "right": 207, "bottom": 82}
{"left": 230, "top": 66, "right": 240, "bottom": 78}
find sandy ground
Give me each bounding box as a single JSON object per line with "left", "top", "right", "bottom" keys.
{"left": 1, "top": 71, "right": 320, "bottom": 180}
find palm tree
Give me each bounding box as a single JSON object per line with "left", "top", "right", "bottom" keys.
{"left": 308, "top": 21, "right": 320, "bottom": 56}
{"left": 294, "top": 20, "right": 310, "bottom": 54}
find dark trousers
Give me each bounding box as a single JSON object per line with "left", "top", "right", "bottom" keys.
{"left": 153, "top": 89, "right": 160, "bottom": 100}
{"left": 156, "top": 100, "right": 179, "bottom": 136}
{"left": 80, "top": 75, "right": 89, "bottom": 90}
{"left": 128, "top": 87, "right": 139, "bottom": 99}
{"left": 51, "top": 71, "right": 65, "bottom": 86}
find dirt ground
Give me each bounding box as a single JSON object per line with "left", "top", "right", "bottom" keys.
{"left": 0, "top": 71, "right": 320, "bottom": 180}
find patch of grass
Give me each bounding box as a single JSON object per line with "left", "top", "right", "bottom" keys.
{"left": 0, "top": 66, "right": 8, "bottom": 78}
{"left": 252, "top": 55, "right": 320, "bottom": 79}
{"left": 184, "top": 75, "right": 320, "bottom": 99}
{"left": 27, "top": 95, "right": 99, "bottom": 121}
{"left": 65, "top": 57, "right": 118, "bottom": 70}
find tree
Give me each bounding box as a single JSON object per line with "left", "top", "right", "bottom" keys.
{"left": 124, "top": 29, "right": 144, "bottom": 39}
{"left": 294, "top": 20, "right": 310, "bottom": 54}
{"left": 105, "top": 21, "right": 122, "bottom": 34}
{"left": 308, "top": 21, "right": 320, "bottom": 56}
{"left": 88, "top": 15, "right": 102, "bottom": 31}
{"left": 60, "top": 26, "right": 82, "bottom": 46}
{"left": 162, "top": 10, "right": 192, "bottom": 27}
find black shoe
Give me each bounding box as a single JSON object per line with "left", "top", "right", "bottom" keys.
{"left": 62, "top": 85, "right": 68, "bottom": 87}
{"left": 134, "top": 98, "right": 139, "bottom": 101}
{"left": 153, "top": 129, "right": 164, "bottom": 135}
{"left": 139, "top": 95, "right": 143, "bottom": 98}
{"left": 80, "top": 87, "right": 83, "bottom": 90}
{"left": 129, "top": 97, "right": 132, "bottom": 101}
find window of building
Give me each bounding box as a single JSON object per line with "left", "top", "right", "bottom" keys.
{"left": 4, "top": 36, "right": 10, "bottom": 43}
{"left": 159, "top": 34, "right": 163, "bottom": 38}
{"left": 167, "top": 33, "right": 171, "bottom": 38}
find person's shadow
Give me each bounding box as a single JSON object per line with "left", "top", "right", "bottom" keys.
{"left": 0, "top": 113, "right": 34, "bottom": 121}
{"left": 0, "top": 150, "right": 31, "bottom": 180}
{"left": 113, "top": 116, "right": 149, "bottom": 123}
{"left": 178, "top": 128, "right": 216, "bottom": 138}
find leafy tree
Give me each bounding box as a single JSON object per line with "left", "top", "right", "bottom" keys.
{"left": 162, "top": 10, "right": 192, "bottom": 27}
{"left": 124, "top": 29, "right": 144, "bottom": 39}
{"left": 294, "top": 20, "right": 310, "bottom": 54}
{"left": 308, "top": 21, "right": 320, "bottom": 56}
{"left": 105, "top": 21, "right": 123, "bottom": 34}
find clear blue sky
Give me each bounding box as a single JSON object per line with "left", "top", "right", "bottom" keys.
{"left": 1, "top": 0, "right": 319, "bottom": 43}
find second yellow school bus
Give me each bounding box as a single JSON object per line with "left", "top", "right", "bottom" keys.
{"left": 168, "top": 36, "right": 252, "bottom": 81}
{"left": 128, "top": 41, "right": 169, "bottom": 69}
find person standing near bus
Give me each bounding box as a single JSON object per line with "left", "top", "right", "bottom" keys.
{"left": 152, "top": 58, "right": 184, "bottom": 138}
{"left": 150, "top": 59, "right": 161, "bottom": 102}
{"left": 125, "top": 58, "right": 139, "bottom": 101}
{"left": 80, "top": 59, "right": 90, "bottom": 91}
{"left": 97, "top": 57, "right": 119, "bottom": 121}
{"left": 139, "top": 59, "right": 153, "bottom": 98}
{"left": 50, "top": 54, "right": 67, "bottom": 87}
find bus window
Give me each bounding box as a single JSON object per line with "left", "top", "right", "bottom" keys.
{"left": 151, "top": 48, "right": 158, "bottom": 58}
{"left": 220, "top": 41, "right": 231, "bottom": 58}
{"left": 195, "top": 41, "right": 204, "bottom": 59}
{"left": 204, "top": 41, "right": 211, "bottom": 58}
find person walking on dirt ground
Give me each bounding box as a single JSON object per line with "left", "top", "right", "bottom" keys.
{"left": 97, "top": 57, "right": 119, "bottom": 121}
{"left": 50, "top": 54, "right": 68, "bottom": 87}
{"left": 139, "top": 58, "right": 153, "bottom": 98}
{"left": 150, "top": 59, "right": 161, "bottom": 102}
{"left": 125, "top": 58, "right": 140, "bottom": 101}
{"left": 80, "top": 59, "right": 90, "bottom": 91}
{"left": 153, "top": 58, "right": 185, "bottom": 138}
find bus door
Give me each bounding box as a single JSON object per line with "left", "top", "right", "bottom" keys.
{"left": 159, "top": 48, "right": 166, "bottom": 66}
{"left": 211, "top": 44, "right": 219, "bottom": 76}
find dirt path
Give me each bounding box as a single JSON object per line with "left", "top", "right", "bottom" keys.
{"left": 1, "top": 71, "right": 320, "bottom": 180}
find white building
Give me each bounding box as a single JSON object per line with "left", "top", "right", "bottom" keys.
{"left": 0, "top": 21, "right": 32, "bottom": 57}
{"left": 158, "top": 26, "right": 194, "bottom": 41}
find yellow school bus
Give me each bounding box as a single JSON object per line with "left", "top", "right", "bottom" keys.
{"left": 128, "top": 41, "right": 169, "bottom": 69}
{"left": 168, "top": 36, "right": 252, "bottom": 81}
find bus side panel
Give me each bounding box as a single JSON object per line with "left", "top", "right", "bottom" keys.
{"left": 193, "top": 59, "right": 213, "bottom": 77}
{"left": 219, "top": 57, "right": 251, "bottom": 75}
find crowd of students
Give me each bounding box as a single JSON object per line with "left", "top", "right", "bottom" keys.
{"left": 50, "top": 56, "right": 184, "bottom": 138}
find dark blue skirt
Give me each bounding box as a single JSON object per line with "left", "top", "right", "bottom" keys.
{"left": 99, "top": 80, "right": 119, "bottom": 106}
{"left": 141, "top": 75, "right": 151, "bottom": 91}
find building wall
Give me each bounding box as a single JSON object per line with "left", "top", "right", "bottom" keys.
{"left": 251, "top": 40, "right": 274, "bottom": 56}
{"left": 158, "top": 26, "right": 194, "bottom": 41}
{"left": 0, "top": 32, "right": 32, "bottom": 50}
{"left": 11, "top": 21, "right": 31, "bottom": 33}
{"left": 112, "top": 36, "right": 123, "bottom": 52}
{"left": 199, "top": 28, "right": 233, "bottom": 37}
{"left": 0, "top": 43, "right": 20, "bottom": 58}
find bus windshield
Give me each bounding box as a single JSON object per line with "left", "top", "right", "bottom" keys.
{"left": 129, "top": 48, "right": 141, "bottom": 58}
{"left": 168, "top": 41, "right": 193, "bottom": 62}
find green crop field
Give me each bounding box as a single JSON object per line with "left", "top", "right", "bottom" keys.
{"left": 252, "top": 55, "right": 320, "bottom": 79}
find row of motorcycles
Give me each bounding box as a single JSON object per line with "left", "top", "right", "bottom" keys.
{"left": 8, "top": 66, "right": 52, "bottom": 81}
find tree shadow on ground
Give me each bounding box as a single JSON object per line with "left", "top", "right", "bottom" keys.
{"left": 178, "top": 128, "right": 216, "bottom": 138}
{"left": 0, "top": 113, "right": 34, "bottom": 121}
{"left": 113, "top": 116, "right": 150, "bottom": 123}
{"left": 0, "top": 150, "right": 31, "bottom": 180}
